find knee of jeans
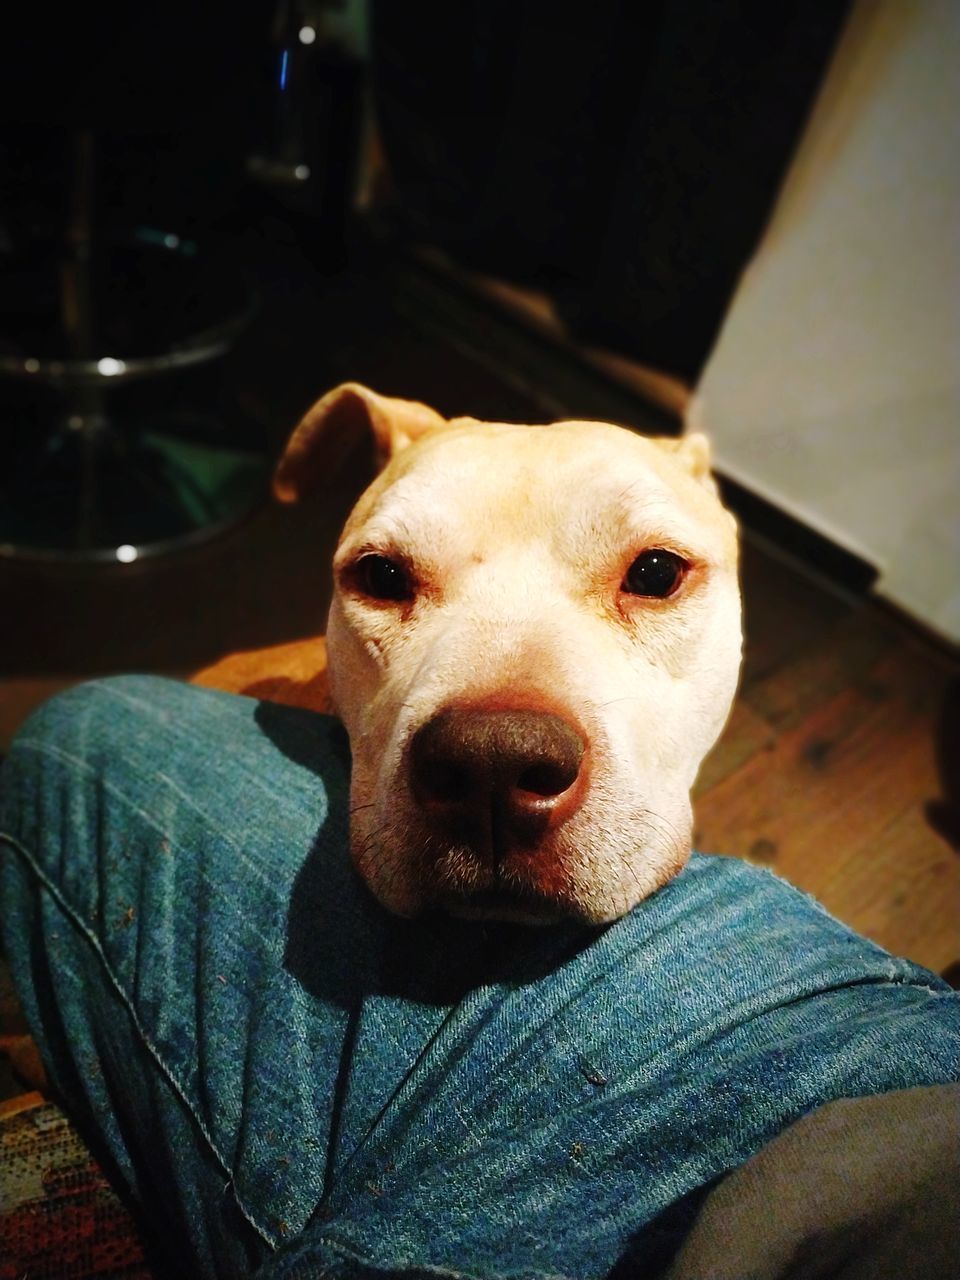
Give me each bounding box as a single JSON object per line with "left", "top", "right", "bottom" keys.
{"left": 0, "top": 676, "right": 181, "bottom": 860}
{"left": 10, "top": 675, "right": 179, "bottom": 761}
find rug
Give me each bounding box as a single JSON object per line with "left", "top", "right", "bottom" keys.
{"left": 0, "top": 1092, "right": 151, "bottom": 1279}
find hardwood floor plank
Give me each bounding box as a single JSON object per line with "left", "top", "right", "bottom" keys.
{"left": 741, "top": 609, "right": 893, "bottom": 732}
{"left": 694, "top": 699, "right": 776, "bottom": 798}
{"left": 696, "top": 647, "right": 958, "bottom": 973}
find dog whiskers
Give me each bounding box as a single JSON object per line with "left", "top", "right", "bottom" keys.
{"left": 597, "top": 695, "right": 645, "bottom": 711}
{"left": 636, "top": 805, "right": 685, "bottom": 846}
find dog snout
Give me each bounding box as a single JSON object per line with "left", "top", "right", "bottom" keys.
{"left": 409, "top": 707, "right": 586, "bottom": 850}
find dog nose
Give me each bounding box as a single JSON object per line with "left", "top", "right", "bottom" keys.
{"left": 410, "top": 708, "right": 586, "bottom": 848}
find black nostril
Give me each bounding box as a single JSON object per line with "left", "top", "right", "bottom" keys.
{"left": 429, "top": 762, "right": 471, "bottom": 803}
{"left": 517, "top": 761, "right": 579, "bottom": 797}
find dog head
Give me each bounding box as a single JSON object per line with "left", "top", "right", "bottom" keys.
{"left": 276, "top": 383, "right": 742, "bottom": 924}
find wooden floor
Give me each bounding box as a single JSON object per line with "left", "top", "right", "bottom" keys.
{"left": 1, "top": 234, "right": 958, "bottom": 995}
{"left": 694, "top": 539, "right": 959, "bottom": 980}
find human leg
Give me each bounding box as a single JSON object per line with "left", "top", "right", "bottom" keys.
{"left": 0, "top": 676, "right": 358, "bottom": 1276}
{"left": 2, "top": 676, "right": 959, "bottom": 1279}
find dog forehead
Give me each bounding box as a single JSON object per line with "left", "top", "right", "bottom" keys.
{"left": 415, "top": 417, "right": 663, "bottom": 474}
{"left": 344, "top": 419, "right": 733, "bottom": 554}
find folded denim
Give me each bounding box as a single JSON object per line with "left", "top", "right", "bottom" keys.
{"left": 1, "top": 677, "right": 958, "bottom": 1279}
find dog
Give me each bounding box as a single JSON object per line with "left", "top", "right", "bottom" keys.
{"left": 195, "top": 382, "right": 742, "bottom": 925}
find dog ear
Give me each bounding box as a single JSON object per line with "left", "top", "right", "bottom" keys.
{"left": 651, "top": 395, "right": 720, "bottom": 494}
{"left": 653, "top": 432, "right": 713, "bottom": 479}
{"left": 273, "top": 382, "right": 447, "bottom": 502}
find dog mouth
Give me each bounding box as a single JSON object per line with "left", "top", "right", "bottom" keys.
{"left": 426, "top": 845, "right": 579, "bottom": 923}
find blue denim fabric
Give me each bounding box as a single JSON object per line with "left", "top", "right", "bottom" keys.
{"left": 1, "top": 676, "right": 958, "bottom": 1279}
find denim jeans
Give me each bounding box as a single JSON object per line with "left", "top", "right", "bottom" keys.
{"left": 1, "top": 676, "right": 958, "bottom": 1279}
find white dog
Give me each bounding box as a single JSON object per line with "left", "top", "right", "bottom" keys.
{"left": 267, "top": 383, "right": 742, "bottom": 924}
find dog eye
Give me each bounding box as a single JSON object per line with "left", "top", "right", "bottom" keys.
{"left": 622, "top": 549, "right": 687, "bottom": 598}
{"left": 354, "top": 554, "right": 413, "bottom": 602}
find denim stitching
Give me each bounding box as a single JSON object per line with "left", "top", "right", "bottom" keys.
{"left": 0, "top": 828, "right": 279, "bottom": 1251}
{"left": 301, "top": 1228, "right": 579, "bottom": 1280}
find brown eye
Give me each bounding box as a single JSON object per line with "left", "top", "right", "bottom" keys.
{"left": 354, "top": 554, "right": 413, "bottom": 602}
{"left": 622, "top": 549, "right": 687, "bottom": 598}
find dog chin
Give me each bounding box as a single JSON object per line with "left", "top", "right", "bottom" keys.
{"left": 351, "top": 816, "right": 690, "bottom": 926}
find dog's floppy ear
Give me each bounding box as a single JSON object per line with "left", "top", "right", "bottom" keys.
{"left": 273, "top": 382, "right": 447, "bottom": 503}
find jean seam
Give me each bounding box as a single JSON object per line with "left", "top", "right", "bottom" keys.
{"left": 290, "top": 1227, "right": 578, "bottom": 1280}
{"left": 0, "top": 828, "right": 280, "bottom": 1252}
